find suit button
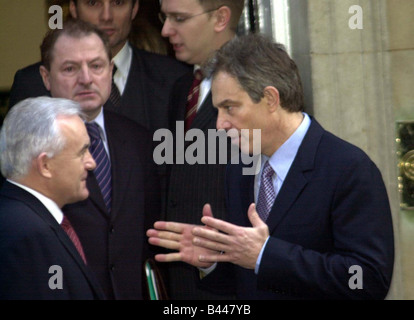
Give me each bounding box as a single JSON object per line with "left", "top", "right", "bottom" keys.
{"left": 110, "top": 265, "right": 115, "bottom": 272}
{"left": 109, "top": 226, "right": 115, "bottom": 234}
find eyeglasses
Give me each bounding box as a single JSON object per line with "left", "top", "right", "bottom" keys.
{"left": 158, "top": 7, "right": 220, "bottom": 25}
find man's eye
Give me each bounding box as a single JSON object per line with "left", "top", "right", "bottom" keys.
{"left": 174, "top": 16, "right": 188, "bottom": 23}
{"left": 87, "top": 0, "right": 98, "bottom": 6}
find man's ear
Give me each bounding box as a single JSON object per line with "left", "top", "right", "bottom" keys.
{"left": 69, "top": 0, "right": 78, "bottom": 19}
{"left": 214, "top": 6, "right": 231, "bottom": 32}
{"left": 39, "top": 66, "right": 51, "bottom": 91}
{"left": 36, "top": 153, "right": 53, "bottom": 179}
{"left": 263, "top": 86, "right": 280, "bottom": 112}
{"left": 131, "top": 0, "right": 139, "bottom": 20}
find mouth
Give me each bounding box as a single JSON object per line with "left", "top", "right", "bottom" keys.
{"left": 171, "top": 43, "right": 184, "bottom": 52}
{"left": 76, "top": 91, "right": 97, "bottom": 99}
{"left": 101, "top": 28, "right": 116, "bottom": 37}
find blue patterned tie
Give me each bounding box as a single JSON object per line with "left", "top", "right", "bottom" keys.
{"left": 85, "top": 122, "right": 112, "bottom": 213}
{"left": 256, "top": 161, "right": 276, "bottom": 222}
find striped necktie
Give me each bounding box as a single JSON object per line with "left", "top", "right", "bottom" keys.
{"left": 85, "top": 122, "right": 112, "bottom": 213}
{"left": 184, "top": 69, "right": 203, "bottom": 132}
{"left": 109, "top": 65, "right": 121, "bottom": 108}
{"left": 61, "top": 216, "right": 87, "bottom": 264}
{"left": 256, "top": 161, "right": 276, "bottom": 221}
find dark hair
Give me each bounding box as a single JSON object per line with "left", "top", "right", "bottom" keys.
{"left": 204, "top": 33, "right": 304, "bottom": 112}
{"left": 41, "top": 18, "right": 112, "bottom": 70}
{"left": 199, "top": 0, "right": 244, "bottom": 31}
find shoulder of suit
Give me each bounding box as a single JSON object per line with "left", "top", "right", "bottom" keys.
{"left": 103, "top": 109, "right": 150, "bottom": 134}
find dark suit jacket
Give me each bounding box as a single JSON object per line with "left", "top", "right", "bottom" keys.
{"left": 62, "top": 109, "right": 161, "bottom": 300}
{"left": 164, "top": 71, "right": 235, "bottom": 300}
{"left": 205, "top": 117, "right": 395, "bottom": 300}
{"left": 0, "top": 182, "right": 105, "bottom": 300}
{"left": 9, "top": 46, "right": 191, "bottom": 133}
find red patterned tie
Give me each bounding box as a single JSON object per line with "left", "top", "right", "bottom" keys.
{"left": 185, "top": 69, "right": 203, "bottom": 132}
{"left": 61, "top": 216, "right": 87, "bottom": 264}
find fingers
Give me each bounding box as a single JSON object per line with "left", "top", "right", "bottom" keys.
{"left": 199, "top": 216, "right": 236, "bottom": 235}
{"left": 193, "top": 235, "right": 229, "bottom": 253}
{"left": 199, "top": 251, "right": 229, "bottom": 264}
{"left": 148, "top": 236, "right": 181, "bottom": 251}
{"left": 152, "top": 221, "right": 189, "bottom": 234}
{"left": 202, "top": 203, "right": 214, "bottom": 218}
{"left": 146, "top": 229, "right": 182, "bottom": 242}
{"left": 153, "top": 252, "right": 183, "bottom": 263}
{"left": 247, "top": 203, "right": 266, "bottom": 226}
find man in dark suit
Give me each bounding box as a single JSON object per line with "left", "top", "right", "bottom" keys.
{"left": 9, "top": 0, "right": 190, "bottom": 132}
{"left": 147, "top": 34, "right": 395, "bottom": 299}
{"left": 0, "top": 96, "right": 104, "bottom": 300}
{"left": 157, "top": 0, "right": 245, "bottom": 299}
{"left": 38, "top": 19, "right": 160, "bottom": 300}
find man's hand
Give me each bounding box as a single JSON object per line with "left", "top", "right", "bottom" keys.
{"left": 192, "top": 203, "right": 269, "bottom": 270}
{"left": 146, "top": 204, "right": 219, "bottom": 268}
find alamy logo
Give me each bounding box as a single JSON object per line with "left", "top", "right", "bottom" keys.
{"left": 48, "top": 265, "right": 63, "bottom": 290}
{"left": 348, "top": 265, "right": 363, "bottom": 290}
{"left": 153, "top": 121, "right": 261, "bottom": 175}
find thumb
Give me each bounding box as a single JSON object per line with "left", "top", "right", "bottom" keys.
{"left": 202, "top": 203, "right": 214, "bottom": 218}
{"left": 248, "top": 203, "right": 265, "bottom": 227}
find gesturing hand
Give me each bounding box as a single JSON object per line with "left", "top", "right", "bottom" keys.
{"left": 192, "top": 203, "right": 269, "bottom": 270}
{"left": 146, "top": 204, "right": 220, "bottom": 268}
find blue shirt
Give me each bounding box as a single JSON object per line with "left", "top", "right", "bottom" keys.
{"left": 255, "top": 113, "right": 311, "bottom": 274}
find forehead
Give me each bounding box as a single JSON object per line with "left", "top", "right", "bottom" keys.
{"left": 161, "top": 0, "right": 203, "bottom": 12}
{"left": 212, "top": 71, "right": 246, "bottom": 104}
{"left": 52, "top": 33, "right": 109, "bottom": 63}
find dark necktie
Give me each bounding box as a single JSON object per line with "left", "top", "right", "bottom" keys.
{"left": 109, "top": 65, "right": 121, "bottom": 108}
{"left": 61, "top": 216, "right": 87, "bottom": 264}
{"left": 256, "top": 161, "right": 276, "bottom": 222}
{"left": 85, "top": 122, "right": 112, "bottom": 213}
{"left": 185, "top": 69, "right": 203, "bottom": 132}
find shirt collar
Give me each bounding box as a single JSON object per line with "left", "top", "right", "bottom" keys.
{"left": 112, "top": 41, "right": 132, "bottom": 80}
{"left": 266, "top": 112, "right": 311, "bottom": 182}
{"left": 7, "top": 180, "right": 64, "bottom": 224}
{"left": 87, "top": 108, "right": 108, "bottom": 143}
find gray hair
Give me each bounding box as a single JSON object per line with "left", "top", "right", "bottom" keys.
{"left": 203, "top": 33, "right": 304, "bottom": 112}
{"left": 0, "top": 96, "right": 84, "bottom": 180}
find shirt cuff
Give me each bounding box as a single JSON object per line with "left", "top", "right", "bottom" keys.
{"left": 255, "top": 236, "right": 270, "bottom": 274}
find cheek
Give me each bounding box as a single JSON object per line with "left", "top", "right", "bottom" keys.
{"left": 51, "top": 77, "right": 75, "bottom": 98}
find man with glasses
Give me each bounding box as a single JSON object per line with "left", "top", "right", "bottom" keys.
{"left": 157, "top": 0, "right": 245, "bottom": 300}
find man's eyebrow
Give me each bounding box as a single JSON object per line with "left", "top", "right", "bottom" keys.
{"left": 216, "top": 99, "right": 237, "bottom": 108}
{"left": 79, "top": 143, "right": 90, "bottom": 155}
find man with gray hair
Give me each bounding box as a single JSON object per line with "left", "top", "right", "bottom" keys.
{"left": 0, "top": 96, "right": 104, "bottom": 299}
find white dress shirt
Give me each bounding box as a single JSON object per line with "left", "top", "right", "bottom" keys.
{"left": 193, "top": 65, "right": 211, "bottom": 111}
{"left": 87, "top": 108, "right": 110, "bottom": 158}
{"left": 112, "top": 42, "right": 132, "bottom": 95}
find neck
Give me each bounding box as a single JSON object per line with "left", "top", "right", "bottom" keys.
{"left": 264, "top": 111, "right": 304, "bottom": 157}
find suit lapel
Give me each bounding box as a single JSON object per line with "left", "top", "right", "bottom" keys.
{"left": 104, "top": 48, "right": 148, "bottom": 129}
{"left": 104, "top": 112, "right": 131, "bottom": 218}
{"left": 189, "top": 92, "right": 217, "bottom": 132}
{"left": 121, "top": 49, "right": 147, "bottom": 118}
{"left": 86, "top": 172, "right": 108, "bottom": 216}
{"left": 265, "top": 118, "right": 324, "bottom": 232}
